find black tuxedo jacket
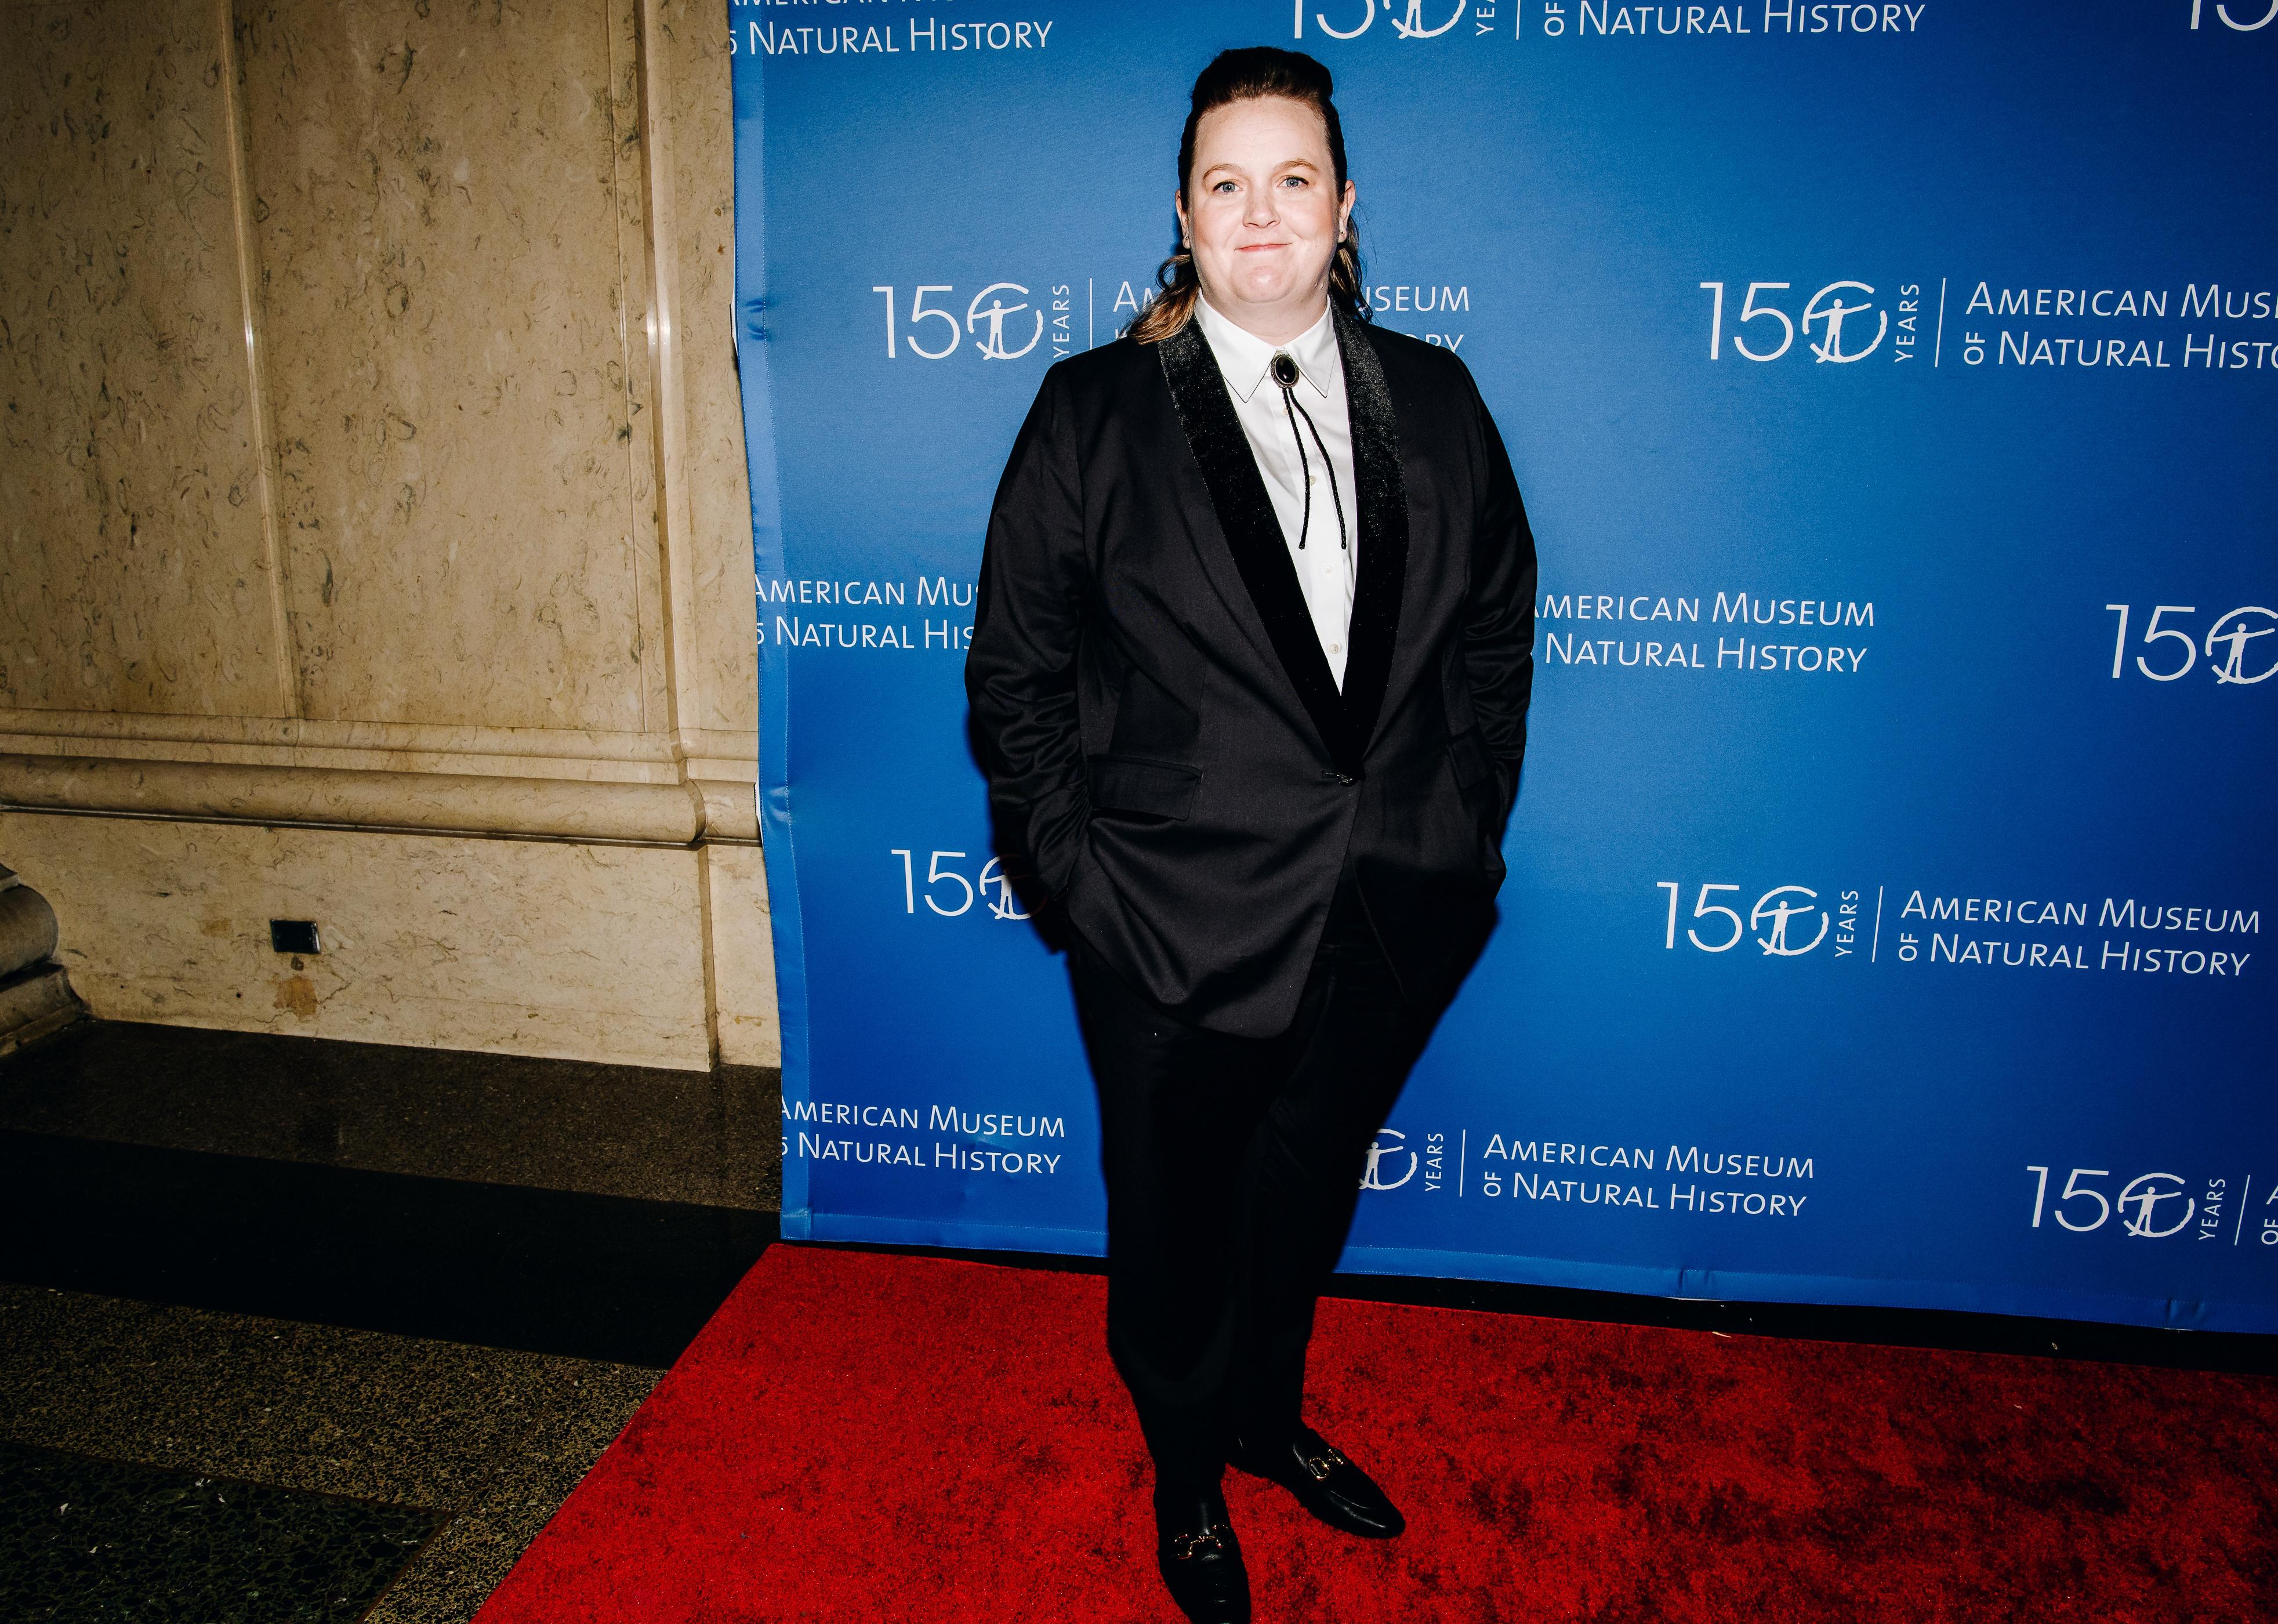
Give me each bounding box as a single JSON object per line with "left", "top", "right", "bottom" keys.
{"left": 965, "top": 309, "right": 1536, "bottom": 1038}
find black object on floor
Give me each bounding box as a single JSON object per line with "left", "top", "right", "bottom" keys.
{"left": 0, "top": 1018, "right": 782, "bottom": 1215}
{"left": 0, "top": 1440, "right": 441, "bottom": 1623}
{"left": 0, "top": 1131, "right": 775, "bottom": 1368}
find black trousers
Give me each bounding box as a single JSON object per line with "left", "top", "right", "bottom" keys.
{"left": 1068, "top": 870, "right": 1432, "bottom": 1498}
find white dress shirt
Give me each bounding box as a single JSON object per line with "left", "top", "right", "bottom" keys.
{"left": 1192, "top": 296, "right": 1359, "bottom": 690}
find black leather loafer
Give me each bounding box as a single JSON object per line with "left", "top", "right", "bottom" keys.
{"left": 1231, "top": 1425, "right": 1406, "bottom": 1539}
{"left": 1154, "top": 1489, "right": 1251, "bottom": 1624}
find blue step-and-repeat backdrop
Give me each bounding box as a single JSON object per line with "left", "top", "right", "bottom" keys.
{"left": 730, "top": 2, "right": 2276, "bottom": 1332}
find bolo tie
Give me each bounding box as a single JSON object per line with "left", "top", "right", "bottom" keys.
{"left": 1269, "top": 351, "right": 1347, "bottom": 552}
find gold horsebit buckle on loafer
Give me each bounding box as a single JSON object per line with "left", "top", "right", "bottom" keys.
{"left": 1302, "top": 1444, "right": 1348, "bottom": 1482}
{"left": 1169, "top": 1524, "right": 1232, "bottom": 1561}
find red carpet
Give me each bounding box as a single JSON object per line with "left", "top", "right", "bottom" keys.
{"left": 476, "top": 1247, "right": 2278, "bottom": 1623}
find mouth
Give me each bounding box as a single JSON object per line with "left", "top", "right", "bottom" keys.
{"left": 1235, "top": 241, "right": 1291, "bottom": 255}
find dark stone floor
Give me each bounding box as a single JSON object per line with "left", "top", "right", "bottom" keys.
{"left": 1, "top": 1440, "right": 441, "bottom": 1623}
{"left": 0, "top": 1020, "right": 783, "bottom": 1623}
{"left": 0, "top": 1020, "right": 782, "bottom": 1213}
{"left": 2, "top": 1133, "right": 775, "bottom": 1366}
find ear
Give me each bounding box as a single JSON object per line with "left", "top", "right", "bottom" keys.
{"left": 1174, "top": 189, "right": 1190, "bottom": 245}
{"left": 1338, "top": 179, "right": 1356, "bottom": 240}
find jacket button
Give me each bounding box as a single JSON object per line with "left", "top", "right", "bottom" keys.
{"left": 1322, "top": 770, "right": 1357, "bottom": 785}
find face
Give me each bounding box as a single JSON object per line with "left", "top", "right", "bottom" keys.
{"left": 1176, "top": 95, "right": 1355, "bottom": 343}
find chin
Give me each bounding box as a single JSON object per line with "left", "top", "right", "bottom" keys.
{"left": 1232, "top": 271, "right": 1301, "bottom": 306}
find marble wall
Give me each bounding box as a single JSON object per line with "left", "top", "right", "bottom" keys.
{"left": 0, "top": 0, "right": 772, "bottom": 1070}
{"left": 649, "top": 0, "right": 759, "bottom": 749}
{"left": 0, "top": 0, "right": 285, "bottom": 718}
{"left": 236, "top": 0, "right": 666, "bottom": 732}
{"left": 0, "top": 810, "right": 720, "bottom": 1065}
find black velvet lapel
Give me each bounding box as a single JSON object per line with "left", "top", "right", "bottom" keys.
{"left": 1157, "top": 319, "right": 1351, "bottom": 770}
{"left": 1333, "top": 307, "right": 1411, "bottom": 763}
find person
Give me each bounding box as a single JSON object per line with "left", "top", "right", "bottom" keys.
{"left": 964, "top": 46, "right": 1536, "bottom": 1624}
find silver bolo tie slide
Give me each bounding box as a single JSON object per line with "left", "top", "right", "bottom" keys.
{"left": 1271, "top": 351, "right": 1347, "bottom": 552}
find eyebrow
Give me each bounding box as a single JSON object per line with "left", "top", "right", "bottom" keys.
{"left": 1199, "top": 157, "right": 1323, "bottom": 181}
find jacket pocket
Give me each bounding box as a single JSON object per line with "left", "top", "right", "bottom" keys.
{"left": 1088, "top": 755, "right": 1202, "bottom": 821}
{"left": 1446, "top": 727, "right": 1493, "bottom": 792}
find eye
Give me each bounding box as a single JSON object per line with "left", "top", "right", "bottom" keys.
{"left": 1211, "top": 179, "right": 1238, "bottom": 194}
{"left": 1279, "top": 175, "right": 1309, "bottom": 188}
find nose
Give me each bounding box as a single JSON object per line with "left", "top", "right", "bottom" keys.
{"left": 1242, "top": 187, "right": 1277, "bottom": 229}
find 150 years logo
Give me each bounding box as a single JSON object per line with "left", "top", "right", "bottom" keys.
{"left": 1699, "top": 279, "right": 1920, "bottom": 364}
{"left": 1657, "top": 881, "right": 1869, "bottom": 958}
{"left": 1360, "top": 1129, "right": 1419, "bottom": 1190}
{"left": 2190, "top": 1, "right": 2277, "bottom": 29}
{"left": 1307, "top": 0, "right": 1471, "bottom": 38}
{"left": 2023, "top": 1166, "right": 2270, "bottom": 1245}
{"left": 870, "top": 283, "right": 1064, "bottom": 361}
{"left": 2027, "top": 1168, "right": 2194, "bottom": 1238}
{"left": 890, "top": 849, "right": 1029, "bottom": 920}
{"left": 2106, "top": 604, "right": 2277, "bottom": 686}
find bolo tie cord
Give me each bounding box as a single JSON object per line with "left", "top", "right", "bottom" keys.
{"left": 1272, "top": 354, "right": 1347, "bottom": 552}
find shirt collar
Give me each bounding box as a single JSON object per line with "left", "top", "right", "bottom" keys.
{"left": 1193, "top": 296, "right": 1339, "bottom": 404}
